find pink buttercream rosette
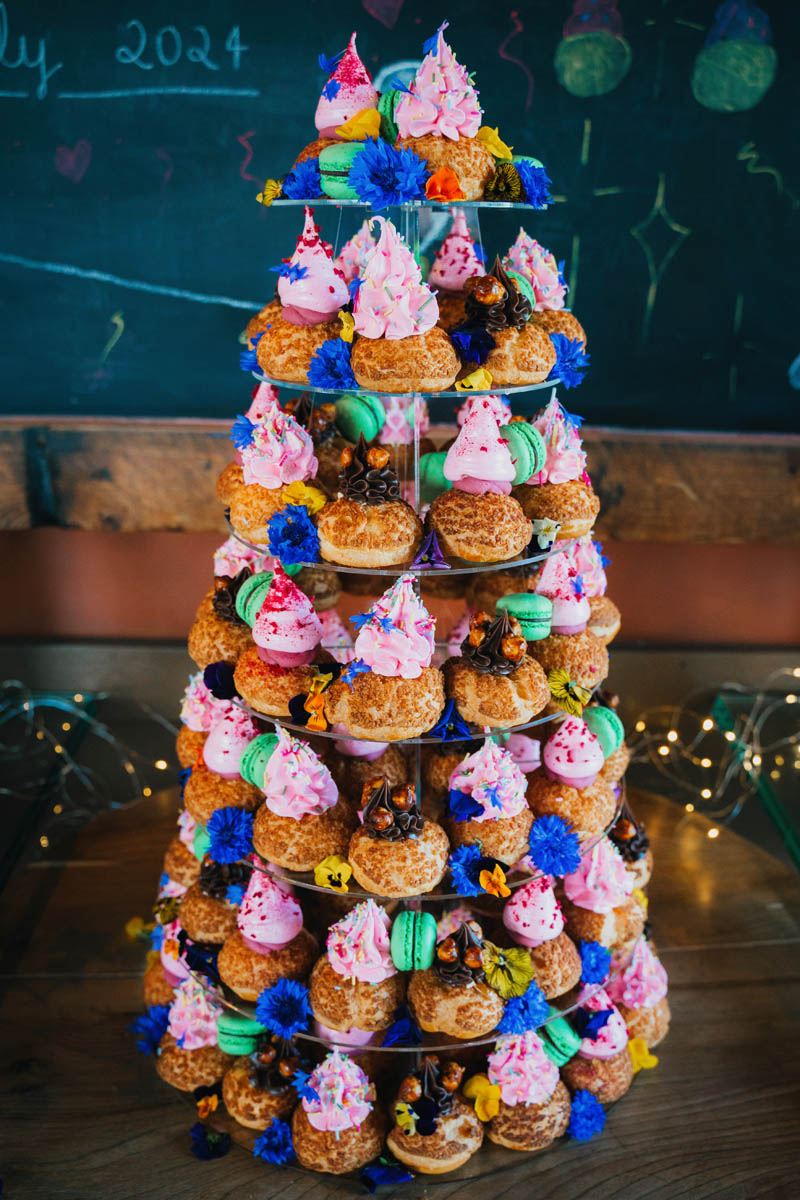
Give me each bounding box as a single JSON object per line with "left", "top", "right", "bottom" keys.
{"left": 179, "top": 673, "right": 231, "bottom": 733}
{"left": 504, "top": 228, "right": 567, "bottom": 312}
{"left": 302, "top": 1050, "right": 374, "bottom": 1132}
{"left": 488, "top": 1031, "right": 560, "bottom": 1106}
{"left": 354, "top": 574, "right": 436, "bottom": 680}
{"left": 429, "top": 208, "right": 484, "bottom": 292}
{"left": 213, "top": 536, "right": 268, "bottom": 579}
{"left": 456, "top": 392, "right": 512, "bottom": 428}
{"left": 335, "top": 219, "right": 375, "bottom": 284}
{"left": 529, "top": 397, "right": 587, "bottom": 486}
{"left": 326, "top": 899, "right": 396, "bottom": 984}
{"left": 563, "top": 839, "right": 633, "bottom": 914}
{"left": 251, "top": 565, "right": 323, "bottom": 667}
{"left": 448, "top": 739, "right": 528, "bottom": 822}
{"left": 395, "top": 21, "right": 482, "bottom": 141}
{"left": 237, "top": 868, "right": 303, "bottom": 952}
{"left": 167, "top": 976, "right": 224, "bottom": 1051}
{"left": 606, "top": 939, "right": 668, "bottom": 1010}
{"left": 558, "top": 535, "right": 608, "bottom": 598}
{"left": 542, "top": 715, "right": 604, "bottom": 788}
{"left": 202, "top": 705, "right": 258, "bottom": 778}
{"left": 353, "top": 217, "right": 439, "bottom": 340}
{"left": 240, "top": 399, "right": 318, "bottom": 490}
{"left": 575, "top": 984, "right": 629, "bottom": 1059}
{"left": 261, "top": 727, "right": 338, "bottom": 818}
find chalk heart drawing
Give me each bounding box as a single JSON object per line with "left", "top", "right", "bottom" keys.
{"left": 362, "top": 0, "right": 405, "bottom": 31}
{"left": 55, "top": 139, "right": 92, "bottom": 183}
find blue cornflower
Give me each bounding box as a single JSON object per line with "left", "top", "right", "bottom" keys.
{"left": 307, "top": 338, "right": 357, "bottom": 390}
{"left": 557, "top": 258, "right": 569, "bottom": 293}
{"left": 348, "top": 275, "right": 362, "bottom": 301}
{"left": 573, "top": 1007, "right": 612, "bottom": 1040}
{"left": 190, "top": 1122, "right": 230, "bottom": 1160}
{"left": 593, "top": 539, "right": 611, "bottom": 569}
{"left": 150, "top": 923, "right": 165, "bottom": 951}
{"left": 269, "top": 262, "right": 309, "bottom": 282}
{"left": 318, "top": 49, "right": 344, "bottom": 73}
{"left": 423, "top": 21, "right": 448, "bottom": 54}
{"left": 130, "top": 1004, "right": 169, "bottom": 1055}
{"left": 290, "top": 1069, "right": 319, "bottom": 1104}
{"left": 206, "top": 807, "right": 253, "bottom": 865}
{"left": 450, "top": 325, "right": 496, "bottom": 365}
{"left": 567, "top": 1089, "right": 606, "bottom": 1141}
{"left": 347, "top": 139, "right": 427, "bottom": 209}
{"left": 381, "top": 1005, "right": 421, "bottom": 1047}
{"left": 528, "top": 814, "right": 581, "bottom": 876}
{"left": 226, "top": 883, "right": 246, "bottom": 906}
{"left": 267, "top": 504, "right": 320, "bottom": 566}
{"left": 230, "top": 413, "right": 256, "bottom": 450}
{"left": 253, "top": 1118, "right": 294, "bottom": 1165}
{"left": 429, "top": 698, "right": 472, "bottom": 742}
{"left": 202, "top": 661, "right": 238, "bottom": 700}
{"left": 350, "top": 610, "right": 371, "bottom": 631}
{"left": 255, "top": 978, "right": 311, "bottom": 1039}
{"left": 548, "top": 334, "right": 590, "bottom": 389}
{"left": 339, "top": 657, "right": 370, "bottom": 689}
{"left": 447, "top": 788, "right": 483, "bottom": 822}
{"left": 448, "top": 844, "right": 484, "bottom": 897}
{"left": 322, "top": 78, "right": 340, "bottom": 100}
{"left": 495, "top": 981, "right": 549, "bottom": 1034}
{"left": 282, "top": 158, "right": 322, "bottom": 200}
{"left": 361, "top": 1162, "right": 415, "bottom": 1191}
{"left": 580, "top": 940, "right": 611, "bottom": 985}
{"left": 516, "top": 160, "right": 552, "bottom": 208}
{"left": 177, "top": 766, "right": 191, "bottom": 799}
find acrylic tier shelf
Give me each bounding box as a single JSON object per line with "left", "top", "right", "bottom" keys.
{"left": 249, "top": 370, "right": 562, "bottom": 402}
{"left": 266, "top": 199, "right": 551, "bottom": 211}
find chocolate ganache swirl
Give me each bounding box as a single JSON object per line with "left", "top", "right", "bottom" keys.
{"left": 464, "top": 256, "right": 532, "bottom": 332}
{"left": 433, "top": 922, "right": 485, "bottom": 987}
{"left": 610, "top": 801, "right": 650, "bottom": 863}
{"left": 248, "top": 1036, "right": 303, "bottom": 1092}
{"left": 198, "top": 858, "right": 253, "bottom": 901}
{"left": 212, "top": 568, "right": 252, "bottom": 627}
{"left": 362, "top": 778, "right": 423, "bottom": 841}
{"left": 461, "top": 609, "right": 526, "bottom": 677}
{"left": 285, "top": 393, "right": 337, "bottom": 444}
{"left": 339, "top": 434, "right": 400, "bottom": 505}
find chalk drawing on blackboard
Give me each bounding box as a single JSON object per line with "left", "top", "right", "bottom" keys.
{"left": 788, "top": 354, "right": 800, "bottom": 390}
{"left": 498, "top": 10, "right": 534, "bottom": 111}
{"left": 237, "top": 131, "right": 262, "bottom": 184}
{"left": 630, "top": 172, "right": 691, "bottom": 345}
{"left": 363, "top": 0, "right": 406, "bottom": 31}
{"left": 373, "top": 60, "right": 418, "bottom": 92}
{"left": 691, "top": 2, "right": 776, "bottom": 113}
{"left": 54, "top": 139, "right": 91, "bottom": 183}
{"left": 736, "top": 142, "right": 799, "bottom": 211}
{"left": 554, "top": 2, "right": 631, "bottom": 99}
{"left": 100, "top": 312, "right": 125, "bottom": 363}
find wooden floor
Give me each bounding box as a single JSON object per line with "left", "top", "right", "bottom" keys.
{"left": 1, "top": 787, "right": 799, "bottom": 1199}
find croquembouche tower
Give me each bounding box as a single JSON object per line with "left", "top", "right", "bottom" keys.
{"left": 135, "top": 22, "right": 670, "bottom": 1182}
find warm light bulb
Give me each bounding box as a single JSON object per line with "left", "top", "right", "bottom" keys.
{"left": 658, "top": 745, "right": 670, "bottom": 756}
{"left": 635, "top": 720, "right": 646, "bottom": 733}
{"left": 61, "top": 721, "right": 71, "bottom": 732}
{"left": 770, "top": 770, "right": 780, "bottom": 781}
{"left": 708, "top": 827, "right": 720, "bottom": 839}
{"left": 685, "top": 803, "right": 695, "bottom": 812}
{"left": 724, "top": 730, "right": 736, "bottom": 742}
{"left": 124, "top": 761, "right": 135, "bottom": 774}
{"left": 701, "top": 788, "right": 711, "bottom": 799}
{"left": 775, "top": 755, "right": 785, "bottom": 766}
{"left": 53, "top": 804, "right": 62, "bottom": 814}
{"left": 702, "top": 718, "right": 714, "bottom": 731}
{"left": 701, "top": 757, "right": 712, "bottom": 768}
{"left": 40, "top": 836, "right": 49, "bottom": 848}
{"left": 143, "top": 787, "right": 152, "bottom": 797}
{"left": 787, "top": 694, "right": 798, "bottom": 705}
{"left": 793, "top": 668, "right": 800, "bottom": 678}
{"left": 752, "top": 755, "right": 762, "bottom": 766}
{"left": 154, "top": 759, "right": 168, "bottom": 770}
{"left": 54, "top": 744, "right": 63, "bottom": 754}
{"left": 74, "top": 693, "right": 84, "bottom": 702}
{"left": 667, "top": 730, "right": 678, "bottom": 742}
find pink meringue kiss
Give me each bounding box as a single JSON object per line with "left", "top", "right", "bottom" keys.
{"left": 543, "top": 715, "right": 604, "bottom": 789}
{"left": 502, "top": 875, "right": 564, "bottom": 947}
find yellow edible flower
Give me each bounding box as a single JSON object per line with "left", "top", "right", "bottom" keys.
{"left": 482, "top": 939, "right": 535, "bottom": 1000}
{"left": 338, "top": 311, "right": 355, "bottom": 344}
{"left": 125, "top": 916, "right": 154, "bottom": 942}
{"left": 335, "top": 109, "right": 381, "bottom": 141}
{"left": 314, "top": 855, "right": 352, "bottom": 893}
{"left": 282, "top": 481, "right": 326, "bottom": 515}
{"left": 256, "top": 178, "right": 283, "bottom": 206}
{"left": 463, "top": 1074, "right": 501, "bottom": 1122}
{"left": 196, "top": 1094, "right": 219, "bottom": 1118}
{"left": 548, "top": 668, "right": 591, "bottom": 716}
{"left": 632, "top": 887, "right": 649, "bottom": 911}
{"left": 394, "top": 1101, "right": 417, "bottom": 1133}
{"left": 455, "top": 367, "right": 493, "bottom": 391}
{"left": 628, "top": 1037, "right": 659, "bottom": 1074}
{"left": 477, "top": 126, "right": 514, "bottom": 161}
{"left": 479, "top": 864, "right": 511, "bottom": 899}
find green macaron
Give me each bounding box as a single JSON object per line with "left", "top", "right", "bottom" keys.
{"left": 235, "top": 570, "right": 274, "bottom": 627}
{"left": 496, "top": 593, "right": 553, "bottom": 641}
{"left": 419, "top": 451, "right": 452, "bottom": 506}
{"left": 583, "top": 705, "right": 625, "bottom": 758}
{"left": 334, "top": 392, "right": 385, "bottom": 443}
{"left": 377, "top": 90, "right": 402, "bottom": 143}
{"left": 499, "top": 421, "right": 547, "bottom": 485}
{"left": 539, "top": 1006, "right": 582, "bottom": 1066}
{"left": 504, "top": 266, "right": 537, "bottom": 311}
{"left": 239, "top": 733, "right": 279, "bottom": 787}
{"left": 390, "top": 910, "right": 438, "bottom": 972}
{"left": 319, "top": 142, "right": 364, "bottom": 200}
{"left": 192, "top": 822, "right": 211, "bottom": 862}
{"left": 216, "top": 1010, "right": 268, "bottom": 1056}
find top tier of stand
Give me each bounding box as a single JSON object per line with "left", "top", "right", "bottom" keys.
{"left": 267, "top": 199, "right": 545, "bottom": 211}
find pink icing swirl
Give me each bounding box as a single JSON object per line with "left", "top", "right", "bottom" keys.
{"left": 575, "top": 985, "right": 629, "bottom": 1059}
{"left": 330, "top": 723, "right": 387, "bottom": 760}
{"left": 177, "top": 809, "right": 197, "bottom": 849}
{"left": 313, "top": 1019, "right": 376, "bottom": 1047}
{"left": 327, "top": 899, "right": 396, "bottom": 984}
{"left": 503, "top": 229, "right": 567, "bottom": 311}
{"left": 379, "top": 395, "right": 430, "bottom": 446}
{"left": 240, "top": 398, "right": 318, "bottom": 490}
{"left": 354, "top": 574, "right": 436, "bottom": 679}
{"left": 503, "top": 875, "right": 564, "bottom": 947}
{"left": 606, "top": 939, "right": 668, "bottom": 1011}
{"left": 436, "top": 905, "right": 474, "bottom": 941}
{"left": 335, "top": 219, "right": 375, "bottom": 284}
{"left": 448, "top": 739, "right": 527, "bottom": 822}
{"left": 500, "top": 733, "right": 542, "bottom": 774}
{"left": 246, "top": 382, "right": 280, "bottom": 421}
{"left": 563, "top": 840, "right": 633, "bottom": 914}
{"left": 395, "top": 22, "right": 482, "bottom": 141}
{"left": 543, "top": 715, "right": 604, "bottom": 789}
{"left": 179, "top": 673, "right": 230, "bottom": 733}
{"left": 535, "top": 554, "right": 590, "bottom": 634}
{"left": 167, "top": 975, "right": 224, "bottom": 1051}
{"left": 353, "top": 217, "right": 439, "bottom": 340}
{"left": 429, "top": 209, "right": 484, "bottom": 292}
{"left": 262, "top": 727, "right": 338, "bottom": 818}
{"left": 443, "top": 398, "right": 515, "bottom": 495}
{"left": 303, "top": 1050, "right": 373, "bottom": 1132}
{"left": 446, "top": 608, "right": 473, "bottom": 657}
{"left": 160, "top": 917, "right": 191, "bottom": 984}
{"left": 252, "top": 566, "right": 323, "bottom": 667}
{"left": 158, "top": 876, "right": 187, "bottom": 900}
{"left": 237, "top": 869, "right": 303, "bottom": 952}
{"left": 277, "top": 206, "right": 349, "bottom": 325}
{"left": 314, "top": 32, "right": 378, "bottom": 138}
{"left": 488, "top": 1031, "right": 559, "bottom": 1106}
{"left": 456, "top": 393, "right": 512, "bottom": 428}
{"left": 558, "top": 535, "right": 608, "bottom": 598}
{"left": 202, "top": 705, "right": 258, "bottom": 778}
{"left": 319, "top": 609, "right": 355, "bottom": 664}
{"left": 529, "top": 398, "right": 587, "bottom": 486}
{"left": 213, "top": 536, "right": 267, "bottom": 579}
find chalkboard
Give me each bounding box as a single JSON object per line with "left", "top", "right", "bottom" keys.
{"left": 1, "top": 0, "right": 798, "bottom": 431}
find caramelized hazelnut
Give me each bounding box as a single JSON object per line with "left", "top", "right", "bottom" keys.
{"left": 398, "top": 1075, "right": 422, "bottom": 1103}
{"left": 501, "top": 634, "right": 527, "bottom": 662}
{"left": 278, "top": 1058, "right": 298, "bottom": 1079}
{"left": 319, "top": 402, "right": 336, "bottom": 422}
{"left": 366, "top": 446, "right": 391, "bottom": 470}
{"left": 340, "top": 446, "right": 353, "bottom": 469}
{"left": 468, "top": 627, "right": 486, "bottom": 647}
{"left": 422, "top": 1054, "right": 440, "bottom": 1069}
{"left": 473, "top": 611, "right": 491, "bottom": 628}
{"left": 257, "top": 1045, "right": 277, "bottom": 1065}
{"left": 441, "top": 1062, "right": 464, "bottom": 1092}
{"left": 437, "top": 937, "right": 458, "bottom": 963}
{"left": 615, "top": 819, "right": 635, "bottom": 841}
{"left": 391, "top": 784, "right": 415, "bottom": 811}
{"left": 368, "top": 806, "right": 394, "bottom": 832}
{"left": 472, "top": 275, "right": 506, "bottom": 305}
{"left": 463, "top": 945, "right": 484, "bottom": 970}
{"left": 509, "top": 414, "right": 526, "bottom": 424}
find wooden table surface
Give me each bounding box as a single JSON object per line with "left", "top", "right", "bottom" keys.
{"left": 1, "top": 788, "right": 799, "bottom": 1200}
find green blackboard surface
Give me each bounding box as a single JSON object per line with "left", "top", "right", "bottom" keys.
{"left": 1, "top": 0, "right": 798, "bottom": 430}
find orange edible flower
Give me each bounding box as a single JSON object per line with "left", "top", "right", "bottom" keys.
{"left": 425, "top": 166, "right": 465, "bottom": 202}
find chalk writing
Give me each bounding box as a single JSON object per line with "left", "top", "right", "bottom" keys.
{"left": 100, "top": 311, "right": 125, "bottom": 362}
{"left": 0, "top": 2, "right": 63, "bottom": 99}
{"left": 114, "top": 20, "right": 247, "bottom": 72}
{"left": 54, "top": 139, "right": 92, "bottom": 183}
{"left": 237, "top": 131, "right": 261, "bottom": 183}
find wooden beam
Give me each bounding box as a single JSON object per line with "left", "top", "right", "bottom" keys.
{"left": 0, "top": 418, "right": 798, "bottom": 541}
